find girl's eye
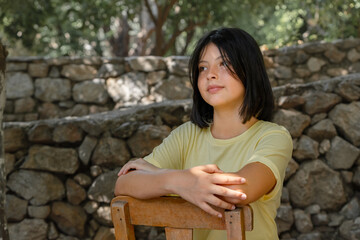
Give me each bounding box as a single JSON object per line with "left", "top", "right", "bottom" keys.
{"left": 199, "top": 66, "right": 207, "bottom": 72}
{"left": 220, "top": 61, "right": 230, "bottom": 67}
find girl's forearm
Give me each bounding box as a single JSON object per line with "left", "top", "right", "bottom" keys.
{"left": 114, "top": 169, "right": 179, "bottom": 199}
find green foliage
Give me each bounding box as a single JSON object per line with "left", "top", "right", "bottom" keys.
{"left": 1, "top": 0, "right": 359, "bottom": 56}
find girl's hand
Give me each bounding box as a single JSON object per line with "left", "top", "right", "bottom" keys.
{"left": 171, "top": 164, "right": 246, "bottom": 218}
{"left": 118, "top": 158, "right": 160, "bottom": 176}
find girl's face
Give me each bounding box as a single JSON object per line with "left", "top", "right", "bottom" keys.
{"left": 197, "top": 43, "right": 245, "bottom": 112}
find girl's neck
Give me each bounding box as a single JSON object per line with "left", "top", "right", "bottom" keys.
{"left": 211, "top": 109, "right": 258, "bottom": 139}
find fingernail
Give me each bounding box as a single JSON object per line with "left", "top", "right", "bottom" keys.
{"left": 231, "top": 205, "right": 236, "bottom": 210}
{"left": 241, "top": 178, "right": 246, "bottom": 183}
{"left": 241, "top": 194, "right": 247, "bottom": 200}
{"left": 217, "top": 214, "right": 222, "bottom": 218}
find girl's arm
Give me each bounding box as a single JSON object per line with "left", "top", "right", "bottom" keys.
{"left": 218, "top": 162, "right": 276, "bottom": 205}
{"left": 114, "top": 163, "right": 247, "bottom": 217}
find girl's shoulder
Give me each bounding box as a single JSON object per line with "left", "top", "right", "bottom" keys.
{"left": 256, "top": 120, "right": 292, "bottom": 139}
{"left": 171, "top": 121, "right": 207, "bottom": 138}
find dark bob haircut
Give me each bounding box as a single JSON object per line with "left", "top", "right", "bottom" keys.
{"left": 189, "top": 27, "right": 274, "bottom": 128}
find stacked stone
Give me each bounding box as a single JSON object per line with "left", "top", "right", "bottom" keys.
{"left": 4, "top": 38, "right": 360, "bottom": 123}
{"left": 3, "top": 73, "right": 360, "bottom": 240}
{"left": 4, "top": 56, "right": 191, "bottom": 122}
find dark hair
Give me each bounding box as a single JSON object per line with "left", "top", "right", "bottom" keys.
{"left": 189, "top": 27, "right": 274, "bottom": 128}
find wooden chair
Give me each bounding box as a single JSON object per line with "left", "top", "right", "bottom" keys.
{"left": 111, "top": 196, "right": 253, "bottom": 240}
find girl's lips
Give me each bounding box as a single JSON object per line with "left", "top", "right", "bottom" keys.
{"left": 207, "top": 85, "right": 224, "bottom": 93}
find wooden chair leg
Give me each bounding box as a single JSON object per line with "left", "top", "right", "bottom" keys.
{"left": 225, "top": 208, "right": 245, "bottom": 240}
{"left": 165, "top": 227, "right": 192, "bottom": 240}
{"left": 111, "top": 200, "right": 136, "bottom": 240}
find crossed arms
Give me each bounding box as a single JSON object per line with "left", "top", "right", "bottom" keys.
{"left": 114, "top": 158, "right": 276, "bottom": 218}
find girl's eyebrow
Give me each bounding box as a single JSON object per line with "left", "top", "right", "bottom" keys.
{"left": 199, "top": 56, "right": 222, "bottom": 64}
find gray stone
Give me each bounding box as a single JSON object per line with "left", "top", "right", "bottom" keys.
{"left": 153, "top": 75, "right": 192, "bottom": 100}
{"left": 38, "top": 102, "right": 61, "bottom": 119}
{"left": 297, "top": 232, "right": 321, "bottom": 240}
{"left": 74, "top": 173, "right": 92, "bottom": 187}
{"left": 294, "top": 209, "right": 313, "bottom": 233}
{"left": 272, "top": 109, "right": 311, "bottom": 138}
{"left": 53, "top": 123, "right": 84, "bottom": 143}
{"left": 329, "top": 213, "right": 345, "bottom": 227}
{"left": 111, "top": 121, "right": 139, "bottom": 139}
{"left": 6, "top": 72, "right": 34, "bottom": 99}
{"left": 90, "top": 165, "right": 103, "bottom": 178}
{"left": 287, "top": 160, "right": 346, "bottom": 210}
{"left": 293, "top": 135, "right": 319, "bottom": 161}
{"left": 274, "top": 66, "right": 292, "bottom": 79}
{"left": 347, "top": 49, "right": 360, "bottom": 62}
{"left": 97, "top": 63, "right": 125, "bottom": 78}
{"left": 127, "top": 56, "right": 166, "bottom": 72}
{"left": 93, "top": 206, "right": 112, "bottom": 226}
{"left": 28, "top": 124, "right": 53, "bottom": 143}
{"left": 349, "top": 62, "right": 360, "bottom": 73}
{"left": 311, "top": 113, "right": 327, "bottom": 125}
{"left": 274, "top": 55, "right": 293, "bottom": 66}
{"left": 146, "top": 70, "right": 167, "bottom": 85}
{"left": 49, "top": 66, "right": 60, "bottom": 77}
{"left": 326, "top": 136, "right": 360, "bottom": 170}
{"left": 294, "top": 50, "right": 310, "bottom": 64}
{"left": 327, "top": 68, "right": 348, "bottom": 77}
{"left": 306, "top": 119, "right": 337, "bottom": 141}
{"left": 5, "top": 153, "right": 15, "bottom": 176}
{"left": 276, "top": 203, "right": 294, "bottom": 233}
{"left": 7, "top": 170, "right": 65, "bottom": 205}
{"left": 51, "top": 201, "right": 87, "bottom": 237}
{"left": 285, "top": 158, "right": 299, "bottom": 181}
{"left": 48, "top": 222, "right": 59, "bottom": 239}
{"left": 334, "top": 38, "right": 360, "bottom": 49}
{"left": 340, "top": 197, "right": 360, "bottom": 220}
{"left": 78, "top": 135, "right": 98, "bottom": 166}
{"left": 127, "top": 124, "right": 171, "bottom": 157}
{"left": 14, "top": 97, "right": 36, "bottom": 113}
{"left": 73, "top": 79, "right": 108, "bottom": 104}
{"left": 305, "top": 204, "right": 321, "bottom": 215}
{"left": 28, "top": 63, "right": 49, "bottom": 77}
{"left": 106, "top": 72, "right": 147, "bottom": 103}
{"left": 5, "top": 194, "right": 28, "bottom": 222}
{"left": 302, "top": 91, "right": 341, "bottom": 115}
{"left": 21, "top": 145, "right": 79, "bottom": 174}
{"left": 277, "top": 95, "right": 305, "bottom": 109}
{"left": 319, "top": 139, "right": 331, "bottom": 154}
{"left": 324, "top": 48, "right": 346, "bottom": 63}
{"left": 307, "top": 57, "right": 326, "bottom": 72}
{"left": 341, "top": 171, "right": 353, "bottom": 183}
{"left": 336, "top": 81, "right": 360, "bottom": 101}
{"left": 281, "top": 187, "right": 290, "bottom": 203}
{"left": 312, "top": 212, "right": 329, "bottom": 226}
{"left": 329, "top": 102, "right": 360, "bottom": 146}
{"left": 88, "top": 169, "right": 119, "bottom": 203}
{"left": 8, "top": 218, "right": 48, "bottom": 240}
{"left": 165, "top": 56, "right": 189, "bottom": 76}
{"left": 35, "top": 78, "right": 72, "bottom": 102}
{"left": 303, "top": 42, "right": 332, "bottom": 53}
{"left": 61, "top": 64, "right": 98, "bottom": 81}
{"left": 83, "top": 201, "right": 99, "bottom": 214}
{"left": 353, "top": 166, "right": 360, "bottom": 187}
{"left": 4, "top": 127, "right": 28, "bottom": 152}
{"left": 6, "top": 62, "right": 27, "bottom": 71}
{"left": 93, "top": 227, "right": 115, "bottom": 240}
{"left": 65, "top": 104, "right": 89, "bottom": 117}
{"left": 66, "top": 179, "right": 87, "bottom": 205}
{"left": 295, "top": 68, "right": 311, "bottom": 78}
{"left": 339, "top": 217, "right": 360, "bottom": 240}
{"left": 28, "top": 205, "right": 51, "bottom": 219}
{"left": 92, "top": 136, "right": 131, "bottom": 167}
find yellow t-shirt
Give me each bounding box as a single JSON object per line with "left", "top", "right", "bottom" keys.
{"left": 144, "top": 120, "right": 293, "bottom": 240}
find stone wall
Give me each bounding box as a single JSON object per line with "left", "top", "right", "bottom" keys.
{"left": 3, "top": 73, "right": 360, "bottom": 240}
{"left": 4, "top": 38, "right": 360, "bottom": 123}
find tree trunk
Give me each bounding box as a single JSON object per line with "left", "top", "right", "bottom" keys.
{"left": 0, "top": 42, "right": 9, "bottom": 240}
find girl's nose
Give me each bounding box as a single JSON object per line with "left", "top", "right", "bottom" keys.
{"left": 206, "top": 66, "right": 218, "bottom": 80}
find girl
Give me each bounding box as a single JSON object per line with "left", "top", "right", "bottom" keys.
{"left": 114, "top": 27, "right": 293, "bottom": 240}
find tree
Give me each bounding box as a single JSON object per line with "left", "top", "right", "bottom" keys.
{"left": 0, "top": 41, "right": 9, "bottom": 240}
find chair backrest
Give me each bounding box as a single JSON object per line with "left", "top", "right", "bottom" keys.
{"left": 111, "top": 196, "right": 253, "bottom": 240}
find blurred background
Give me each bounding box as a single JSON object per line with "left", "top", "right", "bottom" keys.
{"left": 1, "top": 0, "right": 359, "bottom": 57}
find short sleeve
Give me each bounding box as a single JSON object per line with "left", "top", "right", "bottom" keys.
{"left": 144, "top": 123, "right": 188, "bottom": 170}
{"left": 246, "top": 129, "right": 293, "bottom": 201}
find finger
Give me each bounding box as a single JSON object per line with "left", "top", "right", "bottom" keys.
{"left": 199, "top": 202, "right": 223, "bottom": 218}
{"left": 201, "top": 164, "right": 223, "bottom": 173}
{"left": 211, "top": 174, "right": 246, "bottom": 185}
{"left": 207, "top": 195, "right": 236, "bottom": 211}
{"left": 211, "top": 185, "right": 247, "bottom": 200}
